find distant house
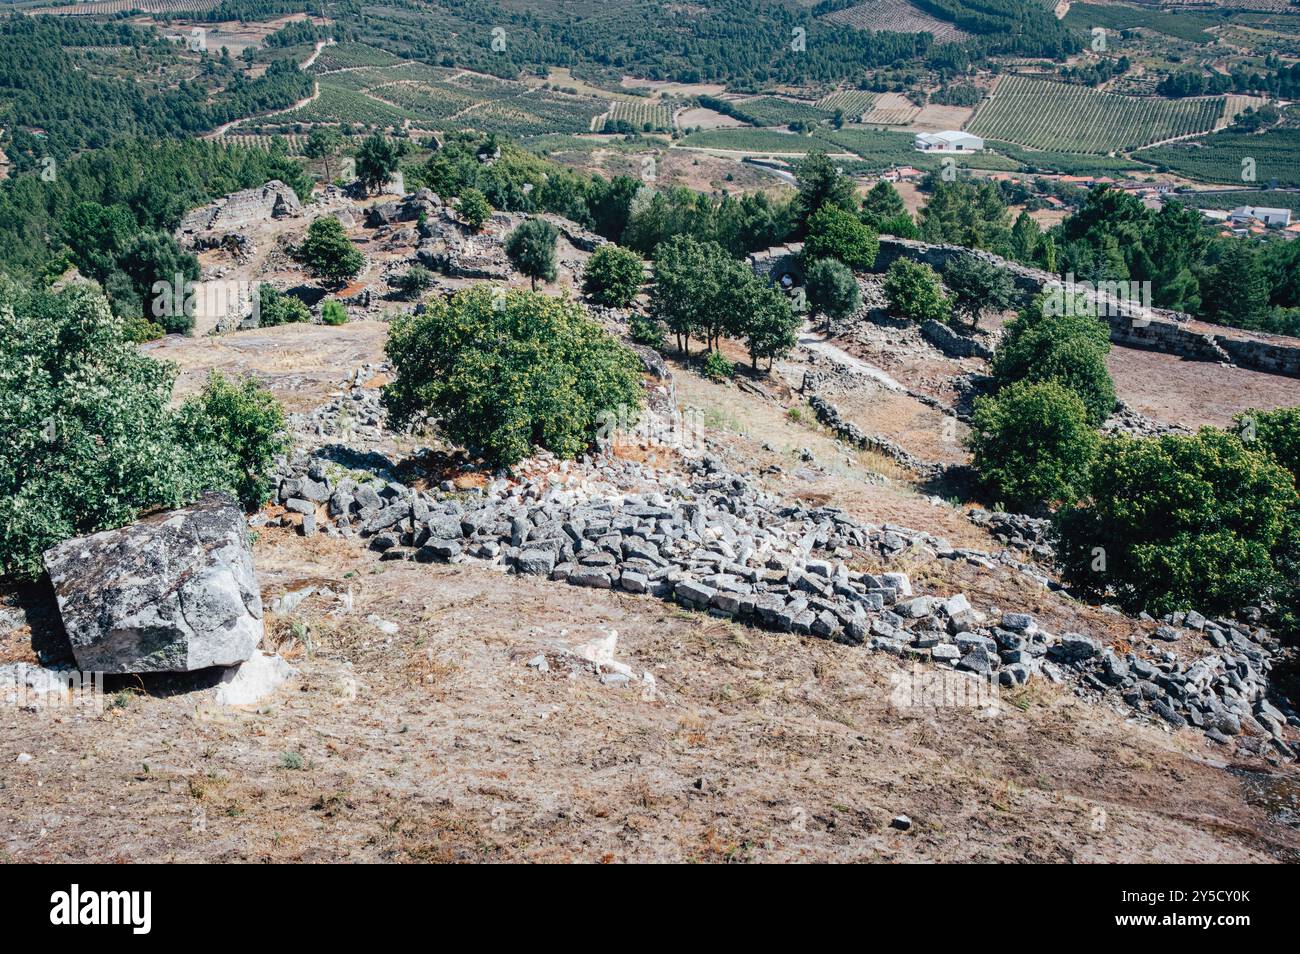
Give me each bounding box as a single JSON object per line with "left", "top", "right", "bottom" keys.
{"left": 914, "top": 130, "right": 984, "bottom": 153}
{"left": 1228, "top": 206, "right": 1291, "bottom": 228}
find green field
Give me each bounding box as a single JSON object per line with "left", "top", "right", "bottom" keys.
{"left": 308, "top": 42, "right": 405, "bottom": 73}
{"left": 730, "top": 95, "right": 833, "bottom": 127}
{"left": 1062, "top": 3, "right": 1221, "bottom": 43}
{"left": 604, "top": 99, "right": 675, "bottom": 131}
{"left": 1138, "top": 127, "right": 1300, "bottom": 188}
{"left": 968, "top": 76, "right": 1225, "bottom": 154}
{"left": 1179, "top": 190, "right": 1300, "bottom": 213}
{"left": 815, "top": 90, "right": 878, "bottom": 117}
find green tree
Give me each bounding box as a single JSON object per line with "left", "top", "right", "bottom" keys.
{"left": 582, "top": 244, "right": 645, "bottom": 307}
{"left": 992, "top": 297, "right": 1115, "bottom": 426}
{"left": 793, "top": 150, "right": 856, "bottom": 233}
{"left": 296, "top": 216, "right": 363, "bottom": 286}
{"left": 304, "top": 125, "right": 342, "bottom": 184}
{"left": 969, "top": 380, "right": 1099, "bottom": 511}
{"left": 0, "top": 281, "right": 285, "bottom": 580}
{"left": 942, "top": 253, "right": 1016, "bottom": 329}
{"left": 383, "top": 287, "right": 643, "bottom": 467}
{"left": 1055, "top": 430, "right": 1296, "bottom": 616}
{"left": 919, "top": 179, "right": 1012, "bottom": 256}
{"left": 1009, "top": 210, "right": 1041, "bottom": 265}
{"left": 883, "top": 259, "right": 950, "bottom": 324}
{"left": 1200, "top": 240, "right": 1269, "bottom": 330}
{"left": 650, "top": 235, "right": 726, "bottom": 355}
{"left": 740, "top": 279, "right": 799, "bottom": 372}
{"left": 804, "top": 257, "right": 860, "bottom": 334}
{"left": 456, "top": 187, "right": 493, "bottom": 231}
{"left": 860, "top": 180, "right": 905, "bottom": 230}
{"left": 505, "top": 218, "right": 559, "bottom": 291}
{"left": 803, "top": 204, "right": 879, "bottom": 272}
{"left": 356, "top": 133, "right": 399, "bottom": 195}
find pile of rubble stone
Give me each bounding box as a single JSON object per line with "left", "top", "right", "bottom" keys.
{"left": 263, "top": 392, "right": 1298, "bottom": 759}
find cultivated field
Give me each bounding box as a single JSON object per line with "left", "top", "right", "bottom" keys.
{"left": 967, "top": 75, "right": 1227, "bottom": 153}
{"left": 821, "top": 0, "right": 972, "bottom": 41}
{"left": 815, "top": 90, "right": 878, "bottom": 119}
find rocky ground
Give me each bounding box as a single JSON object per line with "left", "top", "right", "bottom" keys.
{"left": 3, "top": 186, "right": 1299, "bottom": 863}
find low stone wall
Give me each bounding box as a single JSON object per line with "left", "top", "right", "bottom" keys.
{"left": 750, "top": 237, "right": 1300, "bottom": 379}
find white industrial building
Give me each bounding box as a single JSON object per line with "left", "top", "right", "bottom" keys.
{"left": 914, "top": 130, "right": 985, "bottom": 153}
{"left": 1228, "top": 205, "right": 1292, "bottom": 228}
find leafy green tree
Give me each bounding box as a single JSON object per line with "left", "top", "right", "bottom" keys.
{"left": 257, "top": 285, "right": 310, "bottom": 326}
{"left": 992, "top": 297, "right": 1115, "bottom": 426}
{"left": 793, "top": 151, "right": 856, "bottom": 233}
{"left": 60, "top": 201, "right": 135, "bottom": 284}
{"left": 0, "top": 281, "right": 285, "bottom": 580}
{"left": 740, "top": 279, "right": 799, "bottom": 372}
{"left": 173, "top": 371, "right": 288, "bottom": 509}
{"left": 582, "top": 244, "right": 645, "bottom": 307}
{"left": 860, "top": 180, "right": 905, "bottom": 230}
{"left": 122, "top": 231, "right": 198, "bottom": 317}
{"left": 456, "top": 187, "right": 493, "bottom": 231}
{"left": 0, "top": 281, "right": 182, "bottom": 579}
{"left": 883, "top": 259, "right": 950, "bottom": 324}
{"left": 296, "top": 217, "right": 363, "bottom": 286}
{"left": 804, "top": 257, "right": 860, "bottom": 334}
{"left": 803, "top": 204, "right": 879, "bottom": 272}
{"left": 304, "top": 125, "right": 342, "bottom": 184}
{"left": 383, "top": 287, "right": 643, "bottom": 467}
{"left": 969, "top": 380, "right": 1099, "bottom": 511}
{"left": 942, "top": 253, "right": 1016, "bottom": 329}
{"left": 919, "top": 179, "right": 1012, "bottom": 256}
{"left": 356, "top": 133, "right": 399, "bottom": 195}
{"left": 1055, "top": 429, "right": 1296, "bottom": 616}
{"left": 1234, "top": 406, "right": 1300, "bottom": 483}
{"left": 505, "top": 218, "right": 559, "bottom": 291}
{"left": 650, "top": 235, "right": 726, "bottom": 355}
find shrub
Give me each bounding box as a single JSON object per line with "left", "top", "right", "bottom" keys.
{"left": 802, "top": 204, "right": 878, "bottom": 272}
{"left": 321, "top": 300, "right": 349, "bottom": 325}
{"left": 504, "top": 218, "right": 559, "bottom": 291}
{"left": 174, "top": 371, "right": 288, "bottom": 509}
{"left": 804, "top": 257, "right": 860, "bottom": 334}
{"left": 258, "top": 285, "right": 311, "bottom": 327}
{"left": 942, "top": 253, "right": 1016, "bottom": 329}
{"left": 392, "top": 265, "right": 434, "bottom": 299}
{"left": 883, "top": 259, "right": 950, "bottom": 324}
{"left": 969, "top": 380, "right": 1099, "bottom": 511}
{"left": 629, "top": 313, "right": 666, "bottom": 349}
{"left": 123, "top": 315, "right": 166, "bottom": 343}
{"left": 0, "top": 283, "right": 286, "bottom": 581}
{"left": 582, "top": 244, "right": 645, "bottom": 307}
{"left": 701, "top": 348, "right": 734, "bottom": 381}
{"left": 1054, "top": 429, "right": 1296, "bottom": 616}
{"left": 383, "top": 287, "right": 643, "bottom": 466}
{"left": 457, "top": 187, "right": 493, "bottom": 231}
{"left": 1234, "top": 406, "right": 1300, "bottom": 482}
{"left": 295, "top": 217, "right": 363, "bottom": 285}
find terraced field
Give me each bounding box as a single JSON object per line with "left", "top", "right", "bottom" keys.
{"left": 815, "top": 90, "right": 878, "bottom": 119}
{"left": 968, "top": 75, "right": 1226, "bottom": 153}
{"left": 260, "top": 64, "right": 607, "bottom": 138}
{"left": 307, "top": 42, "right": 406, "bottom": 73}
{"left": 600, "top": 100, "right": 676, "bottom": 131}
{"left": 731, "top": 95, "right": 833, "bottom": 127}
{"left": 33, "top": 0, "right": 219, "bottom": 14}
{"left": 821, "top": 0, "right": 971, "bottom": 41}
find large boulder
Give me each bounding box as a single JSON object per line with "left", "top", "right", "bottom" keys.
{"left": 43, "top": 493, "right": 263, "bottom": 674}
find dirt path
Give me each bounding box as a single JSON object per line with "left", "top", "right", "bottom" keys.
{"left": 797, "top": 321, "right": 908, "bottom": 392}
{"left": 206, "top": 38, "right": 332, "bottom": 138}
